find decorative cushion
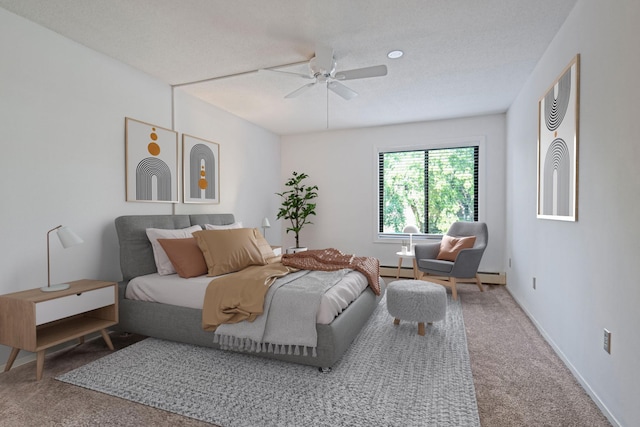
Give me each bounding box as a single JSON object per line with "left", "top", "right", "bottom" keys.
{"left": 157, "top": 237, "right": 208, "bottom": 278}
{"left": 193, "top": 228, "right": 267, "bottom": 276}
{"left": 204, "top": 222, "right": 243, "bottom": 230}
{"left": 146, "top": 225, "right": 202, "bottom": 275}
{"left": 436, "top": 235, "right": 476, "bottom": 261}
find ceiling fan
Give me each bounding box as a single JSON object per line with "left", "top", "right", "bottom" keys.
{"left": 264, "top": 45, "right": 388, "bottom": 100}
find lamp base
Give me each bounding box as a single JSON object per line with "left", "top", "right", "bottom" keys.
{"left": 40, "top": 283, "right": 70, "bottom": 292}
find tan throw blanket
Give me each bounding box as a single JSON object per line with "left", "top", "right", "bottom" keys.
{"left": 202, "top": 263, "right": 292, "bottom": 331}
{"left": 282, "top": 248, "right": 381, "bottom": 295}
{"left": 213, "top": 269, "right": 348, "bottom": 356}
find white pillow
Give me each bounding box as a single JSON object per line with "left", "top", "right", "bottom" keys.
{"left": 204, "top": 221, "right": 243, "bottom": 230}
{"left": 146, "top": 225, "right": 202, "bottom": 275}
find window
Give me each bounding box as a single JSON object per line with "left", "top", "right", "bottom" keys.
{"left": 378, "top": 145, "right": 479, "bottom": 236}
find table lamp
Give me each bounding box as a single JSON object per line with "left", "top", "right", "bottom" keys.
{"left": 403, "top": 225, "right": 420, "bottom": 254}
{"left": 42, "top": 225, "right": 84, "bottom": 292}
{"left": 261, "top": 217, "right": 271, "bottom": 239}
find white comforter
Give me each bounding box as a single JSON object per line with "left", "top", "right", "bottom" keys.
{"left": 125, "top": 269, "right": 367, "bottom": 324}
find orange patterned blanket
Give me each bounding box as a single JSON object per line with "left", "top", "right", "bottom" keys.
{"left": 281, "top": 248, "right": 381, "bottom": 295}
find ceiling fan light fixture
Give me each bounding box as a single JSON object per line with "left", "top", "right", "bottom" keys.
{"left": 387, "top": 50, "right": 404, "bottom": 59}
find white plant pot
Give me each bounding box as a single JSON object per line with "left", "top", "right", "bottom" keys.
{"left": 286, "top": 247, "right": 308, "bottom": 254}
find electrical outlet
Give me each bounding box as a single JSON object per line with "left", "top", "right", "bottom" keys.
{"left": 532, "top": 277, "right": 536, "bottom": 290}
{"left": 603, "top": 329, "right": 612, "bottom": 354}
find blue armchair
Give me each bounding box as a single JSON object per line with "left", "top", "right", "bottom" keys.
{"left": 414, "top": 221, "right": 488, "bottom": 300}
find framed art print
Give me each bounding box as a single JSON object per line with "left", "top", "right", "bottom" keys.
{"left": 183, "top": 134, "right": 220, "bottom": 204}
{"left": 537, "top": 54, "right": 580, "bottom": 221}
{"left": 125, "top": 118, "right": 178, "bottom": 203}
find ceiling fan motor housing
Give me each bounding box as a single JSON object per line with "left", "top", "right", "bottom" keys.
{"left": 309, "top": 56, "right": 336, "bottom": 81}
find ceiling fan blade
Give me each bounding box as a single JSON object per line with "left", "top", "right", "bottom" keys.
{"left": 261, "top": 68, "right": 313, "bottom": 79}
{"left": 285, "top": 82, "right": 316, "bottom": 98}
{"left": 334, "top": 64, "right": 388, "bottom": 81}
{"left": 327, "top": 81, "right": 358, "bottom": 100}
{"left": 314, "top": 44, "right": 335, "bottom": 74}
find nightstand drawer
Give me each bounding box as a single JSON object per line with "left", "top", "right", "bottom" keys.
{"left": 35, "top": 286, "right": 115, "bottom": 325}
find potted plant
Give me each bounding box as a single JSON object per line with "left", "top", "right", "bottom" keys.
{"left": 276, "top": 171, "right": 319, "bottom": 253}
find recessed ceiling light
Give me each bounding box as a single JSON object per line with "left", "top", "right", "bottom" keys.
{"left": 387, "top": 50, "right": 404, "bottom": 59}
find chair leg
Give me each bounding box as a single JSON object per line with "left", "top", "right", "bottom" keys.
{"left": 475, "top": 274, "right": 485, "bottom": 292}
{"left": 450, "top": 277, "right": 458, "bottom": 300}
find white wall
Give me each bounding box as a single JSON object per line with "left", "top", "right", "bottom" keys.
{"left": 172, "top": 89, "right": 282, "bottom": 234}
{"left": 0, "top": 8, "right": 281, "bottom": 368}
{"left": 281, "top": 114, "right": 506, "bottom": 271}
{"left": 506, "top": 0, "right": 640, "bottom": 425}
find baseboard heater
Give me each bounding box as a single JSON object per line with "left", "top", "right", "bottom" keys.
{"left": 380, "top": 265, "right": 506, "bottom": 285}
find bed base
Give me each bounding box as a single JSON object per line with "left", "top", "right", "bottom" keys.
{"left": 113, "top": 214, "right": 384, "bottom": 369}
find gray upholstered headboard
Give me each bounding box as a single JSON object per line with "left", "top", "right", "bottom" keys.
{"left": 114, "top": 213, "right": 235, "bottom": 281}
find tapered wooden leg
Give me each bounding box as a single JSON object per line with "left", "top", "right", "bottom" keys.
{"left": 475, "top": 274, "right": 485, "bottom": 292}
{"left": 100, "top": 329, "right": 114, "bottom": 351}
{"left": 78, "top": 336, "right": 85, "bottom": 345}
{"left": 36, "top": 350, "right": 45, "bottom": 381}
{"left": 4, "top": 347, "right": 20, "bottom": 372}
{"left": 451, "top": 278, "right": 458, "bottom": 300}
{"left": 412, "top": 259, "right": 418, "bottom": 279}
{"left": 393, "top": 318, "right": 400, "bottom": 326}
{"left": 396, "top": 258, "right": 403, "bottom": 279}
{"left": 418, "top": 322, "right": 425, "bottom": 336}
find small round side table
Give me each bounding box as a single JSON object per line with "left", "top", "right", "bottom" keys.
{"left": 395, "top": 251, "right": 418, "bottom": 279}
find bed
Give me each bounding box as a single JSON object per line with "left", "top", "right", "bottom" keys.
{"left": 113, "top": 214, "right": 385, "bottom": 370}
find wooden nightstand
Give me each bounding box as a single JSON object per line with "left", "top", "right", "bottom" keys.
{"left": 0, "top": 279, "right": 118, "bottom": 380}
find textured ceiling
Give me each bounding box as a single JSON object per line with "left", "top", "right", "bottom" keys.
{"left": 0, "top": 0, "right": 578, "bottom": 135}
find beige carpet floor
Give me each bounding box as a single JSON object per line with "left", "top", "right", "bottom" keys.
{"left": 459, "top": 283, "right": 611, "bottom": 427}
{"left": 0, "top": 282, "right": 612, "bottom": 426}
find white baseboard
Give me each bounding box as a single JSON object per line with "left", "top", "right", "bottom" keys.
{"left": 0, "top": 352, "right": 36, "bottom": 372}
{"left": 381, "top": 266, "right": 506, "bottom": 285}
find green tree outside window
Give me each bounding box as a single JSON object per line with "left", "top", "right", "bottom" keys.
{"left": 379, "top": 146, "right": 478, "bottom": 235}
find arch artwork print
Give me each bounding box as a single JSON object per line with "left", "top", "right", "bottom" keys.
{"left": 183, "top": 134, "right": 220, "bottom": 204}
{"left": 125, "top": 118, "right": 178, "bottom": 203}
{"left": 537, "top": 54, "right": 580, "bottom": 221}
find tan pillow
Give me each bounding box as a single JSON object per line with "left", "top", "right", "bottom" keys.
{"left": 193, "top": 228, "right": 267, "bottom": 276}
{"left": 157, "top": 238, "right": 208, "bottom": 278}
{"left": 437, "top": 235, "right": 477, "bottom": 261}
{"left": 253, "top": 228, "right": 281, "bottom": 264}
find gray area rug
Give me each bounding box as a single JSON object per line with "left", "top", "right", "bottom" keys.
{"left": 57, "top": 295, "right": 479, "bottom": 427}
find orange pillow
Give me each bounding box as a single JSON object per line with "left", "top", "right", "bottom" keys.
{"left": 157, "top": 238, "right": 208, "bottom": 278}
{"left": 436, "top": 235, "right": 477, "bottom": 261}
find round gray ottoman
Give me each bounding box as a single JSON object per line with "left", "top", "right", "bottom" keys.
{"left": 387, "top": 280, "right": 447, "bottom": 335}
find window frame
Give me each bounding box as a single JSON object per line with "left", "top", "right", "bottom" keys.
{"left": 373, "top": 136, "right": 486, "bottom": 243}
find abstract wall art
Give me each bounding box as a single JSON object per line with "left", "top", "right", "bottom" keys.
{"left": 183, "top": 134, "right": 220, "bottom": 204}
{"left": 537, "top": 54, "right": 580, "bottom": 221}
{"left": 125, "top": 117, "right": 178, "bottom": 203}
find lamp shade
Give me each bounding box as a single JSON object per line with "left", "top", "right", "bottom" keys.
{"left": 262, "top": 217, "right": 271, "bottom": 228}
{"left": 42, "top": 225, "right": 84, "bottom": 292}
{"left": 57, "top": 226, "right": 84, "bottom": 248}
{"left": 403, "top": 225, "right": 420, "bottom": 234}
